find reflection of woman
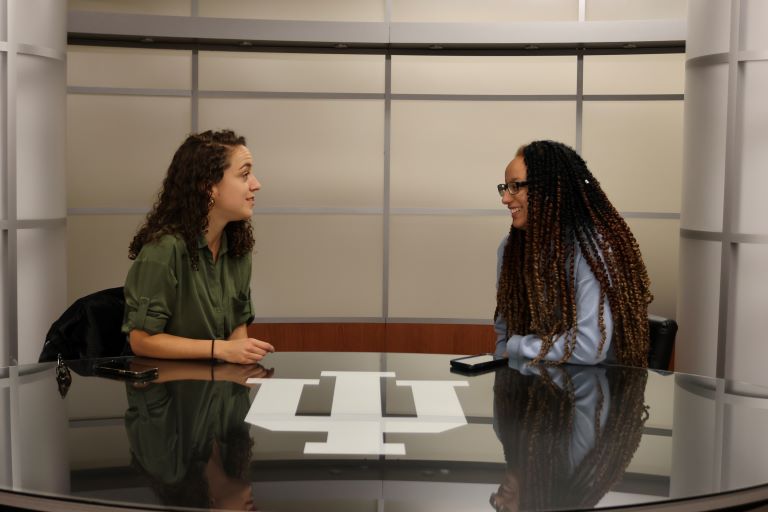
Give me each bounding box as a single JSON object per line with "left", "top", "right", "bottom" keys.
{"left": 122, "top": 130, "right": 274, "bottom": 364}
{"left": 491, "top": 362, "right": 648, "bottom": 512}
{"left": 125, "top": 361, "right": 272, "bottom": 510}
{"left": 494, "top": 140, "right": 652, "bottom": 366}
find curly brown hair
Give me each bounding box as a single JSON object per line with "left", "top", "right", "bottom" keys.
{"left": 128, "top": 130, "right": 255, "bottom": 269}
{"left": 495, "top": 140, "right": 652, "bottom": 367}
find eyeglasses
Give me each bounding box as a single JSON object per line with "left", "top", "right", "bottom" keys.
{"left": 497, "top": 181, "right": 529, "bottom": 197}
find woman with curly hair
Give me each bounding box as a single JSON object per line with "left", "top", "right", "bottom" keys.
{"left": 122, "top": 130, "right": 274, "bottom": 364}
{"left": 494, "top": 140, "right": 652, "bottom": 366}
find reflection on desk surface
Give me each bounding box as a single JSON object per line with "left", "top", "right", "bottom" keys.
{"left": 2, "top": 352, "right": 768, "bottom": 511}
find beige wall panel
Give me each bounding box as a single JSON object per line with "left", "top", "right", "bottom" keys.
{"left": 198, "top": 0, "right": 383, "bottom": 21}
{"left": 389, "top": 215, "right": 510, "bottom": 319}
{"left": 584, "top": 54, "right": 685, "bottom": 95}
{"left": 674, "top": 238, "right": 719, "bottom": 378}
{"left": 68, "top": 0, "right": 190, "bottom": 16}
{"left": 741, "top": 0, "right": 768, "bottom": 51}
{"left": 199, "top": 52, "right": 384, "bottom": 93}
{"left": 67, "top": 46, "right": 192, "bottom": 90}
{"left": 18, "top": 55, "right": 66, "bottom": 220}
{"left": 686, "top": 0, "right": 731, "bottom": 59}
{"left": 199, "top": 98, "right": 384, "bottom": 208}
{"left": 586, "top": 0, "right": 687, "bottom": 21}
{"left": 392, "top": 55, "right": 576, "bottom": 95}
{"left": 391, "top": 101, "right": 576, "bottom": 209}
{"left": 251, "top": 214, "right": 383, "bottom": 318}
{"left": 722, "top": 404, "right": 768, "bottom": 489}
{"left": 17, "top": 0, "right": 66, "bottom": 51}
{"left": 67, "top": 95, "right": 191, "bottom": 209}
{"left": 67, "top": 215, "right": 144, "bottom": 304}
{"left": 17, "top": 228, "right": 67, "bottom": 364}
{"left": 680, "top": 63, "right": 727, "bottom": 233}
{"left": 735, "top": 61, "right": 768, "bottom": 235}
{"left": 625, "top": 218, "right": 679, "bottom": 320}
{"left": 582, "top": 101, "right": 683, "bottom": 213}
{"left": 0, "top": 53, "right": 5, "bottom": 217}
{"left": 728, "top": 245, "right": 768, "bottom": 388}
{"left": 392, "top": 0, "right": 577, "bottom": 22}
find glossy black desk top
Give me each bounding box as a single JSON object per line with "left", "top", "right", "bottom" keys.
{"left": 2, "top": 352, "right": 768, "bottom": 511}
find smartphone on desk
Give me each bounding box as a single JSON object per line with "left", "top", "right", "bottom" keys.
{"left": 450, "top": 353, "right": 507, "bottom": 374}
{"left": 94, "top": 359, "right": 159, "bottom": 382}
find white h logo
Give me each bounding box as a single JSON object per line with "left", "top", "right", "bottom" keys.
{"left": 245, "top": 371, "right": 469, "bottom": 455}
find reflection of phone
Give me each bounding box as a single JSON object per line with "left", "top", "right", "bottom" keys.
{"left": 94, "top": 359, "right": 159, "bottom": 381}
{"left": 450, "top": 353, "right": 506, "bottom": 373}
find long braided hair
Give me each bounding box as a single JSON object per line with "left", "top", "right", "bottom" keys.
{"left": 495, "top": 140, "right": 652, "bottom": 367}
{"left": 492, "top": 365, "right": 649, "bottom": 510}
{"left": 128, "top": 130, "right": 255, "bottom": 270}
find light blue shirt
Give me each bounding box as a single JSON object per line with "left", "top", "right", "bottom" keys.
{"left": 494, "top": 236, "right": 614, "bottom": 365}
{"left": 496, "top": 360, "right": 611, "bottom": 469}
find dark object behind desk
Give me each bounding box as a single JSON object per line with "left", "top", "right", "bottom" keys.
{"left": 648, "top": 316, "right": 678, "bottom": 371}
{"left": 39, "top": 287, "right": 126, "bottom": 363}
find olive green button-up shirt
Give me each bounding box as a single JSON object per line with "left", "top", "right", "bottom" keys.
{"left": 122, "top": 233, "right": 254, "bottom": 341}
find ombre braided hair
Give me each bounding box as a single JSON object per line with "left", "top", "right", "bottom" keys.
{"left": 495, "top": 140, "right": 652, "bottom": 367}
{"left": 128, "top": 130, "right": 255, "bottom": 270}
{"left": 492, "top": 365, "right": 649, "bottom": 510}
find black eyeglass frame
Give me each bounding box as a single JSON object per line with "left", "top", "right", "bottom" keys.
{"left": 497, "top": 181, "right": 530, "bottom": 197}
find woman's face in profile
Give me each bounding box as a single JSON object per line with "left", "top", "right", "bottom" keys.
{"left": 210, "top": 145, "right": 261, "bottom": 223}
{"left": 502, "top": 156, "right": 528, "bottom": 230}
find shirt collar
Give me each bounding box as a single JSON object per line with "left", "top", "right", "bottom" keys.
{"left": 197, "top": 232, "right": 229, "bottom": 256}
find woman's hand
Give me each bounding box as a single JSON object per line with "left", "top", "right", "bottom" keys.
{"left": 214, "top": 363, "right": 274, "bottom": 385}
{"left": 214, "top": 338, "right": 275, "bottom": 364}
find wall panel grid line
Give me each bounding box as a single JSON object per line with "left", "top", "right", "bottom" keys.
{"left": 1, "top": 42, "right": 64, "bottom": 61}
{"left": 681, "top": 230, "right": 768, "bottom": 245}
{"left": 67, "top": 86, "right": 191, "bottom": 97}
{"left": 716, "top": 0, "right": 743, "bottom": 380}
{"left": 0, "top": 219, "right": 66, "bottom": 229}
{"left": 67, "top": 207, "right": 678, "bottom": 219}
{"left": 688, "top": 51, "right": 768, "bottom": 67}
{"left": 16, "top": 43, "right": 65, "bottom": 61}
{"left": 575, "top": 53, "right": 583, "bottom": 153}
{"left": 67, "top": 89, "right": 681, "bottom": 103}
{"left": 191, "top": 49, "right": 198, "bottom": 132}
{"left": 4, "top": 0, "right": 18, "bottom": 366}
{"left": 383, "top": 53, "right": 392, "bottom": 321}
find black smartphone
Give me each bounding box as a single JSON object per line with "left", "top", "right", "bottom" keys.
{"left": 450, "top": 353, "right": 507, "bottom": 373}
{"left": 94, "top": 359, "right": 159, "bottom": 382}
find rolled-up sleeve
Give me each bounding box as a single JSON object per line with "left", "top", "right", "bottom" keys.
{"left": 122, "top": 254, "right": 178, "bottom": 335}
{"left": 231, "top": 254, "right": 254, "bottom": 327}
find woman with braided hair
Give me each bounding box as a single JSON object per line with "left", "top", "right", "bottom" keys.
{"left": 490, "top": 363, "right": 649, "bottom": 511}
{"left": 122, "top": 130, "right": 275, "bottom": 364}
{"left": 494, "top": 140, "right": 652, "bottom": 366}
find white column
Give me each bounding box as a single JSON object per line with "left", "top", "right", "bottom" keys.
{"left": 678, "top": 0, "right": 768, "bottom": 387}
{"left": 0, "top": 0, "right": 67, "bottom": 366}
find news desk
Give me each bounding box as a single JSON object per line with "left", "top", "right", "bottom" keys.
{"left": 1, "top": 352, "right": 768, "bottom": 511}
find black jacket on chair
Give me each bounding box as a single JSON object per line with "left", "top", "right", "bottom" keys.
{"left": 39, "top": 287, "right": 127, "bottom": 363}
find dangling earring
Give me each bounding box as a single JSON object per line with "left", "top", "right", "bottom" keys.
{"left": 208, "top": 196, "right": 215, "bottom": 210}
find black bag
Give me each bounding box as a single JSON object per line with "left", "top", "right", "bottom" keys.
{"left": 39, "top": 287, "right": 127, "bottom": 363}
